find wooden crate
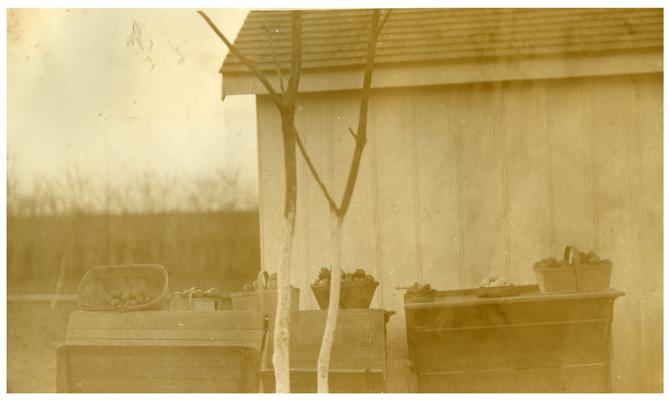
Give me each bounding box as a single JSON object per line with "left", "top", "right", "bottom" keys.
{"left": 57, "top": 310, "right": 266, "bottom": 393}
{"left": 404, "top": 284, "right": 624, "bottom": 393}
{"left": 260, "top": 309, "right": 392, "bottom": 393}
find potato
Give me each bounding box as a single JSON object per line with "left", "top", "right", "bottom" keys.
{"left": 353, "top": 268, "right": 366, "bottom": 278}
{"left": 128, "top": 299, "right": 138, "bottom": 307}
{"left": 319, "top": 278, "right": 330, "bottom": 287}
{"left": 193, "top": 289, "right": 205, "bottom": 298}
{"left": 318, "top": 267, "right": 331, "bottom": 280}
{"left": 589, "top": 255, "right": 600, "bottom": 264}
{"left": 110, "top": 298, "right": 120, "bottom": 307}
{"left": 365, "top": 274, "right": 375, "bottom": 282}
{"left": 480, "top": 278, "right": 491, "bottom": 287}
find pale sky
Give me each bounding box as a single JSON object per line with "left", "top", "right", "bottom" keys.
{"left": 8, "top": 9, "right": 257, "bottom": 210}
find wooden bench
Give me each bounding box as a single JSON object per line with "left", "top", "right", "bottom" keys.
{"left": 57, "top": 310, "right": 266, "bottom": 393}
{"left": 260, "top": 309, "right": 392, "bottom": 393}
{"left": 404, "top": 285, "right": 624, "bottom": 392}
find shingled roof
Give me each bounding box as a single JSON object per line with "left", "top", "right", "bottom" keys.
{"left": 221, "top": 8, "right": 663, "bottom": 73}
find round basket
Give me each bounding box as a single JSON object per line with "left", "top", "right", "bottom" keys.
{"left": 77, "top": 264, "right": 169, "bottom": 311}
{"left": 311, "top": 281, "right": 379, "bottom": 309}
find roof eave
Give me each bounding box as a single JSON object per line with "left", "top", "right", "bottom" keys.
{"left": 220, "top": 48, "right": 663, "bottom": 97}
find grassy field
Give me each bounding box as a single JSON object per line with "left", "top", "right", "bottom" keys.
{"left": 7, "top": 301, "right": 78, "bottom": 392}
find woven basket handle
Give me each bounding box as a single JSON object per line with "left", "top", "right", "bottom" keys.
{"left": 563, "top": 246, "right": 582, "bottom": 291}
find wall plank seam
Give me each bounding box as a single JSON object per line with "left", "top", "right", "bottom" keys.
{"left": 409, "top": 92, "right": 424, "bottom": 283}
{"left": 585, "top": 81, "right": 600, "bottom": 252}
{"left": 454, "top": 90, "right": 466, "bottom": 288}
{"left": 300, "top": 100, "right": 312, "bottom": 298}
{"left": 541, "top": 85, "right": 556, "bottom": 256}
{"left": 255, "top": 98, "right": 267, "bottom": 273}
{"left": 630, "top": 77, "right": 647, "bottom": 390}
{"left": 369, "top": 99, "right": 385, "bottom": 308}
{"left": 498, "top": 84, "right": 512, "bottom": 280}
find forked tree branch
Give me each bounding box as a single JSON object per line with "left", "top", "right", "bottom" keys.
{"left": 197, "top": 10, "right": 283, "bottom": 106}
{"left": 294, "top": 9, "right": 386, "bottom": 219}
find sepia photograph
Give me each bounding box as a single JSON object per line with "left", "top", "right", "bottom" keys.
{"left": 4, "top": 3, "right": 664, "bottom": 394}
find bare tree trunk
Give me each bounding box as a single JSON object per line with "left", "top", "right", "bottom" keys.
{"left": 272, "top": 112, "right": 299, "bottom": 393}
{"left": 273, "top": 206, "right": 295, "bottom": 392}
{"left": 317, "top": 213, "right": 343, "bottom": 392}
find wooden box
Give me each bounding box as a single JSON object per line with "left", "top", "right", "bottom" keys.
{"left": 56, "top": 310, "right": 266, "bottom": 393}
{"left": 404, "top": 285, "right": 624, "bottom": 393}
{"left": 230, "top": 287, "right": 300, "bottom": 314}
{"left": 260, "top": 309, "right": 392, "bottom": 392}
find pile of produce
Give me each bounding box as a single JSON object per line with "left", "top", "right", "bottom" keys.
{"left": 312, "top": 267, "right": 376, "bottom": 287}
{"left": 406, "top": 282, "right": 433, "bottom": 294}
{"left": 172, "top": 287, "right": 222, "bottom": 299}
{"left": 479, "top": 275, "right": 512, "bottom": 288}
{"left": 103, "top": 290, "right": 151, "bottom": 310}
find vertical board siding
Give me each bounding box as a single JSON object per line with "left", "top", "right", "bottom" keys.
{"left": 502, "top": 81, "right": 553, "bottom": 285}
{"left": 256, "top": 73, "right": 662, "bottom": 392}
{"left": 413, "top": 89, "right": 461, "bottom": 290}
{"left": 459, "top": 82, "right": 507, "bottom": 286}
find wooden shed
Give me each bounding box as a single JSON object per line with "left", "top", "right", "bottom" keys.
{"left": 220, "top": 9, "right": 663, "bottom": 392}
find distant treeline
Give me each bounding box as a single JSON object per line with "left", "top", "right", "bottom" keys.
{"left": 8, "top": 211, "right": 261, "bottom": 295}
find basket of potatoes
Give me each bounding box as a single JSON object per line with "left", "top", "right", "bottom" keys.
{"left": 77, "top": 264, "right": 169, "bottom": 312}
{"left": 403, "top": 282, "right": 437, "bottom": 303}
{"left": 533, "top": 246, "right": 612, "bottom": 293}
{"left": 311, "top": 267, "right": 378, "bottom": 309}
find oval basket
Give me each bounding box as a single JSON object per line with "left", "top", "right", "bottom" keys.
{"left": 77, "top": 264, "right": 169, "bottom": 311}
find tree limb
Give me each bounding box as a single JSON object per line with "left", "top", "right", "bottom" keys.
{"left": 335, "top": 9, "right": 381, "bottom": 218}
{"left": 347, "top": 127, "right": 357, "bottom": 140}
{"left": 284, "top": 11, "right": 302, "bottom": 108}
{"left": 378, "top": 9, "right": 392, "bottom": 34}
{"left": 262, "top": 11, "right": 287, "bottom": 94}
{"left": 197, "top": 10, "right": 283, "bottom": 106}
{"left": 294, "top": 133, "right": 339, "bottom": 213}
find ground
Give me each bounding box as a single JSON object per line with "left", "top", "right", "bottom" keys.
{"left": 7, "top": 301, "right": 77, "bottom": 393}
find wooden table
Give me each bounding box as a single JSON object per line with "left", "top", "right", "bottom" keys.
{"left": 404, "top": 285, "right": 624, "bottom": 393}
{"left": 57, "top": 310, "right": 266, "bottom": 393}
{"left": 260, "top": 309, "right": 393, "bottom": 393}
